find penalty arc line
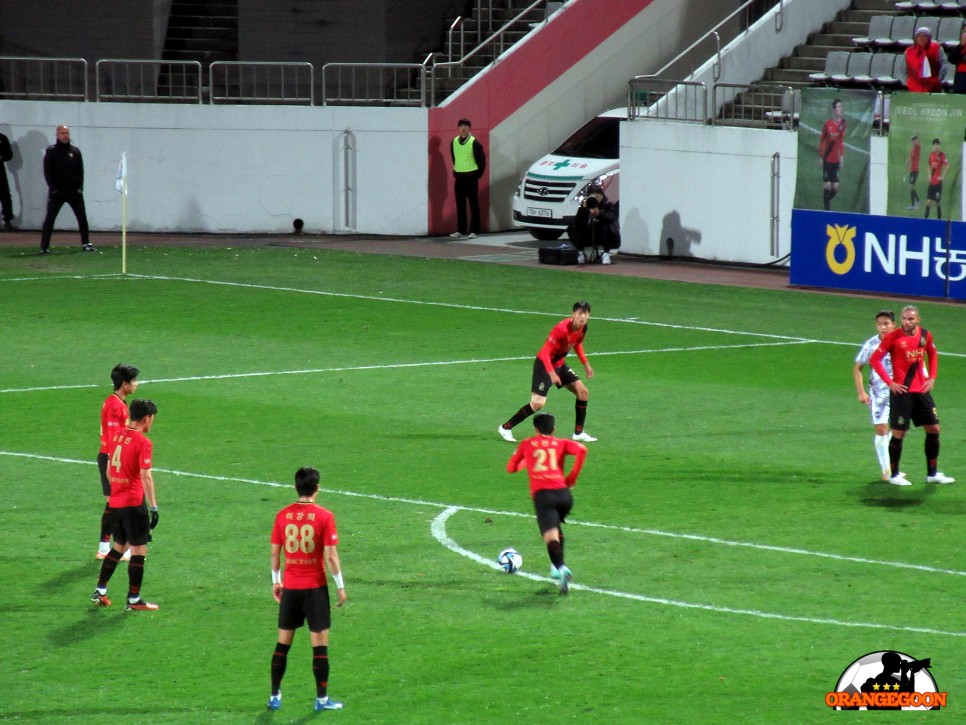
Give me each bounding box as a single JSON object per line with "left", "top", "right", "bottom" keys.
{"left": 430, "top": 507, "right": 966, "bottom": 638}
{"left": 3, "top": 450, "right": 964, "bottom": 580}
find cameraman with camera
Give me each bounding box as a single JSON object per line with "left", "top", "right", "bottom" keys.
{"left": 567, "top": 186, "right": 620, "bottom": 265}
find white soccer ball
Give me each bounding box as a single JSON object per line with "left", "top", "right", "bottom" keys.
{"left": 497, "top": 548, "right": 522, "bottom": 574}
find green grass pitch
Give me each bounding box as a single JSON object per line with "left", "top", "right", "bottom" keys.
{"left": 0, "top": 244, "right": 963, "bottom": 723}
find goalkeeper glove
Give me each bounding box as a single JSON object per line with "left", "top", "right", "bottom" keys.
{"left": 149, "top": 507, "right": 159, "bottom": 529}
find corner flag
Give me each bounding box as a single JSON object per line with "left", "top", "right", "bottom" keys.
{"left": 115, "top": 151, "right": 128, "bottom": 194}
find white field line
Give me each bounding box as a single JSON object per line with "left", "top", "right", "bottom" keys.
{"left": 4, "top": 272, "right": 966, "bottom": 359}
{"left": 0, "top": 341, "right": 809, "bottom": 394}
{"left": 431, "top": 508, "right": 964, "bottom": 638}
{"left": 0, "top": 451, "right": 966, "bottom": 620}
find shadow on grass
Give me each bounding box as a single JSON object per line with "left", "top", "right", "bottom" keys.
{"left": 47, "top": 605, "right": 131, "bottom": 648}
{"left": 485, "top": 587, "right": 564, "bottom": 611}
{"left": 35, "top": 562, "right": 91, "bottom": 594}
{"left": 858, "top": 480, "right": 937, "bottom": 510}
{"left": 254, "top": 709, "right": 316, "bottom": 724}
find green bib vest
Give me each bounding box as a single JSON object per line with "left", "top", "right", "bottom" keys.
{"left": 452, "top": 135, "right": 479, "bottom": 173}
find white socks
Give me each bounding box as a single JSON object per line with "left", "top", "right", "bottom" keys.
{"left": 874, "top": 434, "right": 890, "bottom": 474}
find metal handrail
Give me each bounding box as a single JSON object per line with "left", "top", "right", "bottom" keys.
{"left": 321, "top": 63, "right": 427, "bottom": 107}
{"left": 210, "top": 61, "right": 314, "bottom": 105}
{"left": 0, "top": 56, "right": 88, "bottom": 100}
{"left": 431, "top": 0, "right": 545, "bottom": 105}
{"left": 711, "top": 82, "right": 794, "bottom": 129}
{"left": 632, "top": 0, "right": 784, "bottom": 85}
{"left": 95, "top": 59, "right": 202, "bottom": 103}
{"left": 447, "top": 16, "right": 465, "bottom": 74}
{"left": 627, "top": 80, "right": 708, "bottom": 123}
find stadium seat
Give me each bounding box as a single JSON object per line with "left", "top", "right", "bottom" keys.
{"left": 936, "top": 16, "right": 964, "bottom": 48}
{"left": 938, "top": 0, "right": 966, "bottom": 13}
{"left": 808, "top": 50, "right": 851, "bottom": 83}
{"left": 886, "top": 16, "right": 918, "bottom": 50}
{"left": 841, "top": 52, "right": 874, "bottom": 84}
{"left": 895, "top": 2, "right": 937, "bottom": 12}
{"left": 871, "top": 53, "right": 905, "bottom": 88}
{"left": 854, "top": 16, "right": 895, "bottom": 48}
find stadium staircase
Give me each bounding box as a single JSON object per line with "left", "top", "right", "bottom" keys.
{"left": 408, "top": 1, "right": 548, "bottom": 103}
{"left": 159, "top": 0, "right": 239, "bottom": 97}
{"left": 719, "top": 0, "right": 901, "bottom": 126}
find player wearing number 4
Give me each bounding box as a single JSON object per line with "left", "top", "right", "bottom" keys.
{"left": 499, "top": 301, "right": 597, "bottom": 443}
{"left": 90, "top": 399, "right": 160, "bottom": 611}
{"left": 507, "top": 414, "right": 588, "bottom": 595}
{"left": 97, "top": 363, "right": 139, "bottom": 561}
{"left": 267, "top": 467, "right": 347, "bottom": 713}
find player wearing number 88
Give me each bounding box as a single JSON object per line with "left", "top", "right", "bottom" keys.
{"left": 268, "top": 467, "right": 347, "bottom": 712}
{"left": 506, "top": 413, "right": 587, "bottom": 594}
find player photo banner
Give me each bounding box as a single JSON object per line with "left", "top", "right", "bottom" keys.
{"left": 790, "top": 208, "right": 966, "bottom": 299}
{"left": 794, "top": 88, "right": 875, "bottom": 213}
{"left": 887, "top": 92, "right": 966, "bottom": 221}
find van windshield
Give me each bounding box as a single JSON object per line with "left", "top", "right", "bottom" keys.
{"left": 552, "top": 117, "right": 621, "bottom": 159}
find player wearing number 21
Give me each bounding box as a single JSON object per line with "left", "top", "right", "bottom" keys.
{"left": 267, "top": 467, "right": 347, "bottom": 713}
{"left": 507, "top": 413, "right": 587, "bottom": 595}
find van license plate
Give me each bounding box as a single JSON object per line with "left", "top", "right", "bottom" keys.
{"left": 527, "top": 207, "right": 552, "bottom": 218}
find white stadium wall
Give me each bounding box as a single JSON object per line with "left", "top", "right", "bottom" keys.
{"left": 0, "top": 102, "right": 427, "bottom": 235}
{"left": 620, "top": 122, "right": 890, "bottom": 265}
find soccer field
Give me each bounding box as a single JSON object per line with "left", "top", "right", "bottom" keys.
{"left": 0, "top": 244, "right": 963, "bottom": 723}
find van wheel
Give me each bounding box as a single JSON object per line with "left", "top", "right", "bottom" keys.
{"left": 529, "top": 228, "right": 564, "bottom": 241}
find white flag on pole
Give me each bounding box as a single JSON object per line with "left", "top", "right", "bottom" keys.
{"left": 115, "top": 151, "right": 128, "bottom": 194}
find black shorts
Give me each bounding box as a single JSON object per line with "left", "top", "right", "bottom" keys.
{"left": 530, "top": 358, "right": 579, "bottom": 397}
{"left": 889, "top": 391, "right": 939, "bottom": 430}
{"left": 97, "top": 452, "right": 111, "bottom": 496}
{"left": 111, "top": 504, "right": 151, "bottom": 547}
{"left": 823, "top": 161, "right": 840, "bottom": 184}
{"left": 927, "top": 182, "right": 942, "bottom": 202}
{"left": 278, "top": 586, "right": 331, "bottom": 633}
{"left": 909, "top": 171, "right": 919, "bottom": 185}
{"left": 533, "top": 487, "right": 573, "bottom": 534}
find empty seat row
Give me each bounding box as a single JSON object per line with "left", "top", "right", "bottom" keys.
{"left": 854, "top": 15, "right": 965, "bottom": 50}
{"left": 895, "top": 1, "right": 966, "bottom": 14}
{"left": 809, "top": 49, "right": 963, "bottom": 90}
{"left": 809, "top": 52, "right": 906, "bottom": 87}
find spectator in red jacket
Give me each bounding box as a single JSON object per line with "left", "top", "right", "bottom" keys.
{"left": 905, "top": 27, "right": 946, "bottom": 93}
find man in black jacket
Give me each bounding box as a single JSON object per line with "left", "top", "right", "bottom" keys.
{"left": 40, "top": 125, "right": 94, "bottom": 254}
{"left": 0, "top": 131, "right": 13, "bottom": 230}
{"left": 449, "top": 118, "right": 486, "bottom": 239}
{"left": 567, "top": 192, "right": 620, "bottom": 265}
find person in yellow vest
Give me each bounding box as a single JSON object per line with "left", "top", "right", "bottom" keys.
{"left": 449, "top": 118, "right": 486, "bottom": 239}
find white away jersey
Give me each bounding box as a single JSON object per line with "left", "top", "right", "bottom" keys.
{"left": 855, "top": 334, "right": 892, "bottom": 395}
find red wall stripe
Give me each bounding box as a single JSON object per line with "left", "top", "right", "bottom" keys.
{"left": 428, "top": 0, "right": 654, "bottom": 235}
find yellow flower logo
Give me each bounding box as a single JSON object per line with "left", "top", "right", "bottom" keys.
{"left": 825, "top": 224, "right": 856, "bottom": 275}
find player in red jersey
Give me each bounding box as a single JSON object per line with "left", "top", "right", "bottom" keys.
{"left": 96, "top": 363, "right": 139, "bottom": 559}
{"left": 818, "top": 99, "right": 846, "bottom": 211}
{"left": 267, "top": 467, "right": 347, "bottom": 713}
{"left": 90, "top": 399, "right": 160, "bottom": 610}
{"left": 498, "top": 300, "right": 597, "bottom": 443}
{"left": 507, "top": 414, "right": 588, "bottom": 594}
{"left": 870, "top": 306, "right": 954, "bottom": 486}
{"left": 923, "top": 138, "right": 949, "bottom": 220}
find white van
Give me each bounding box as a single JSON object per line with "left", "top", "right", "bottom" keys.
{"left": 511, "top": 108, "right": 624, "bottom": 241}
